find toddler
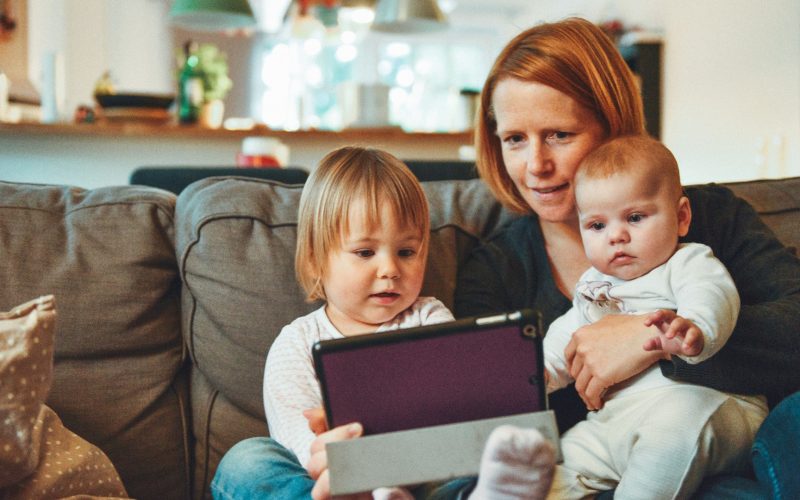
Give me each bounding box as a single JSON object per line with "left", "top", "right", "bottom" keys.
{"left": 264, "top": 146, "right": 456, "bottom": 499}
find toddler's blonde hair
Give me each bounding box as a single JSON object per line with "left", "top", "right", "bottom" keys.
{"left": 295, "top": 146, "right": 430, "bottom": 302}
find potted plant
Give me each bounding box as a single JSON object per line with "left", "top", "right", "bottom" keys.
{"left": 177, "top": 42, "right": 232, "bottom": 128}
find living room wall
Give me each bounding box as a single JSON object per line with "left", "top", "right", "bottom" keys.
{"left": 0, "top": 0, "right": 797, "bottom": 188}
{"left": 518, "top": 0, "right": 799, "bottom": 184}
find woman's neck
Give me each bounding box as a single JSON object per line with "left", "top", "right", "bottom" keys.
{"left": 539, "top": 218, "right": 591, "bottom": 297}
{"left": 539, "top": 217, "right": 581, "bottom": 240}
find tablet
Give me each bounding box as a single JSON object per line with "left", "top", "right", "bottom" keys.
{"left": 312, "top": 309, "right": 546, "bottom": 436}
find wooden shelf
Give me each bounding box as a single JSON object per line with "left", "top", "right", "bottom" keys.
{"left": 0, "top": 121, "right": 473, "bottom": 142}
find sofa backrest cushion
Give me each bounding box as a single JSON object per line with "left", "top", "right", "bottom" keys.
{"left": 177, "top": 173, "right": 800, "bottom": 498}
{"left": 175, "top": 176, "right": 516, "bottom": 497}
{"left": 723, "top": 176, "right": 800, "bottom": 254}
{"left": 0, "top": 182, "right": 189, "bottom": 500}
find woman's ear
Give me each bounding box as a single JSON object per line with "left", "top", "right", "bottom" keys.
{"left": 677, "top": 196, "right": 692, "bottom": 237}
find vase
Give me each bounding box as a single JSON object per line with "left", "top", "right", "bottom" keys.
{"left": 199, "top": 99, "right": 224, "bottom": 129}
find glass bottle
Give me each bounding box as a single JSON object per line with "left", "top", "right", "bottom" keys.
{"left": 178, "top": 41, "right": 203, "bottom": 125}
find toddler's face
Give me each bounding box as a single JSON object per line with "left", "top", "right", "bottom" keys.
{"left": 576, "top": 170, "right": 690, "bottom": 280}
{"left": 322, "top": 202, "right": 426, "bottom": 336}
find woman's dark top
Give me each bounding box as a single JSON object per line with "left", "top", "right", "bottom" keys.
{"left": 455, "top": 184, "right": 800, "bottom": 433}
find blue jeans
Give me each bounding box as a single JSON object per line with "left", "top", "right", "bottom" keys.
{"left": 751, "top": 390, "right": 800, "bottom": 498}
{"left": 211, "top": 437, "right": 314, "bottom": 499}
{"left": 211, "top": 437, "right": 477, "bottom": 500}
{"left": 677, "top": 390, "right": 800, "bottom": 500}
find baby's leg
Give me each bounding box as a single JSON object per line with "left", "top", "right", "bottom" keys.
{"left": 547, "top": 414, "right": 620, "bottom": 499}
{"left": 612, "top": 386, "right": 767, "bottom": 500}
{"left": 469, "top": 425, "right": 556, "bottom": 500}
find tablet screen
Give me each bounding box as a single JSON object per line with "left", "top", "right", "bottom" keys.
{"left": 313, "top": 310, "right": 546, "bottom": 435}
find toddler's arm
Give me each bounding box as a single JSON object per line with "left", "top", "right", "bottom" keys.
{"left": 643, "top": 309, "right": 704, "bottom": 357}
{"left": 263, "top": 324, "right": 324, "bottom": 466}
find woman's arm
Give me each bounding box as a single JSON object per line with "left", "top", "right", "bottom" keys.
{"left": 565, "top": 314, "right": 666, "bottom": 407}
{"left": 454, "top": 243, "right": 516, "bottom": 317}
{"left": 670, "top": 185, "right": 800, "bottom": 404}
{"left": 455, "top": 218, "right": 664, "bottom": 415}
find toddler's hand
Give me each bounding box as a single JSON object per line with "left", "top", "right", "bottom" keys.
{"left": 307, "top": 422, "right": 365, "bottom": 500}
{"left": 304, "top": 407, "right": 328, "bottom": 436}
{"left": 643, "top": 310, "right": 704, "bottom": 357}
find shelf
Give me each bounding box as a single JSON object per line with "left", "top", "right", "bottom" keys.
{"left": 0, "top": 121, "right": 473, "bottom": 142}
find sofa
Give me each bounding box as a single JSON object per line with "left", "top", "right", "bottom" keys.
{"left": 0, "top": 174, "right": 798, "bottom": 499}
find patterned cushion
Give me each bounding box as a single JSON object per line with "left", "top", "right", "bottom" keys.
{"left": 0, "top": 182, "right": 188, "bottom": 500}
{"left": 0, "top": 295, "right": 127, "bottom": 499}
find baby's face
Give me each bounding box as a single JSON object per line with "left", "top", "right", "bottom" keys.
{"left": 576, "top": 170, "right": 690, "bottom": 280}
{"left": 321, "top": 202, "right": 426, "bottom": 336}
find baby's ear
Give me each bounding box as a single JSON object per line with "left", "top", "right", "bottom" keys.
{"left": 677, "top": 196, "right": 692, "bottom": 237}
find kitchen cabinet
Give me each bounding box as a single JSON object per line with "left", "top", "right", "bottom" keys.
{"left": 620, "top": 38, "right": 662, "bottom": 139}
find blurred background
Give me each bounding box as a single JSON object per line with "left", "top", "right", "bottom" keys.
{"left": 0, "top": 0, "right": 797, "bottom": 186}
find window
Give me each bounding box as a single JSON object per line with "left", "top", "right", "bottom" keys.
{"left": 256, "top": 7, "right": 493, "bottom": 132}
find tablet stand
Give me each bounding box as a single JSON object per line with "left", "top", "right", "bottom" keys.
{"left": 327, "top": 410, "right": 560, "bottom": 497}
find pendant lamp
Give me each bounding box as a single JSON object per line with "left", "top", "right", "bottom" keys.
{"left": 372, "top": 0, "right": 446, "bottom": 33}
{"left": 169, "top": 0, "right": 256, "bottom": 32}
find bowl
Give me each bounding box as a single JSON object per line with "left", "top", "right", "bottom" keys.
{"left": 94, "top": 93, "right": 175, "bottom": 109}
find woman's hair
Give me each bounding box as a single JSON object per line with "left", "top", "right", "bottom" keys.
{"left": 476, "top": 17, "right": 646, "bottom": 213}
{"left": 577, "top": 135, "right": 683, "bottom": 201}
{"left": 295, "top": 146, "right": 430, "bottom": 302}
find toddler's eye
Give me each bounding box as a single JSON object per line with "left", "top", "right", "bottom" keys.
{"left": 589, "top": 222, "right": 605, "bottom": 231}
{"left": 354, "top": 249, "right": 374, "bottom": 258}
{"left": 398, "top": 248, "right": 416, "bottom": 258}
{"left": 628, "top": 213, "right": 645, "bottom": 223}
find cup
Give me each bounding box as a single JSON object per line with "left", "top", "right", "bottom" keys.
{"left": 236, "top": 137, "right": 290, "bottom": 168}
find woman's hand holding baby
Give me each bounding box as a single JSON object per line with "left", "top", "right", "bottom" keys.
{"left": 643, "top": 310, "right": 704, "bottom": 357}
{"left": 566, "top": 313, "right": 666, "bottom": 410}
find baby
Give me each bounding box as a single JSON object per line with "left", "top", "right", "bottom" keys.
{"left": 535, "top": 135, "right": 768, "bottom": 498}
{"left": 470, "top": 135, "right": 770, "bottom": 500}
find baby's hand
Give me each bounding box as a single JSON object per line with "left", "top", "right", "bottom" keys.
{"left": 642, "top": 310, "right": 704, "bottom": 357}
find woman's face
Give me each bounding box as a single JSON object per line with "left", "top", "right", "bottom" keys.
{"left": 492, "top": 79, "right": 606, "bottom": 223}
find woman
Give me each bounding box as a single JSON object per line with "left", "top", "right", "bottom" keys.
{"left": 451, "top": 16, "right": 800, "bottom": 498}
{"left": 456, "top": 15, "right": 800, "bottom": 426}
{"left": 216, "top": 17, "right": 800, "bottom": 500}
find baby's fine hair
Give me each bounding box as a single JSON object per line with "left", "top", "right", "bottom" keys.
{"left": 295, "top": 146, "right": 430, "bottom": 302}
{"left": 577, "top": 135, "right": 683, "bottom": 201}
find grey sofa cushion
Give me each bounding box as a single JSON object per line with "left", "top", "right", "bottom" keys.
{"left": 0, "top": 182, "right": 189, "bottom": 500}
{"left": 175, "top": 177, "right": 515, "bottom": 498}
{"left": 724, "top": 177, "right": 800, "bottom": 253}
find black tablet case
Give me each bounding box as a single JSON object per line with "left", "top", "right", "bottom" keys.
{"left": 313, "top": 309, "right": 546, "bottom": 435}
